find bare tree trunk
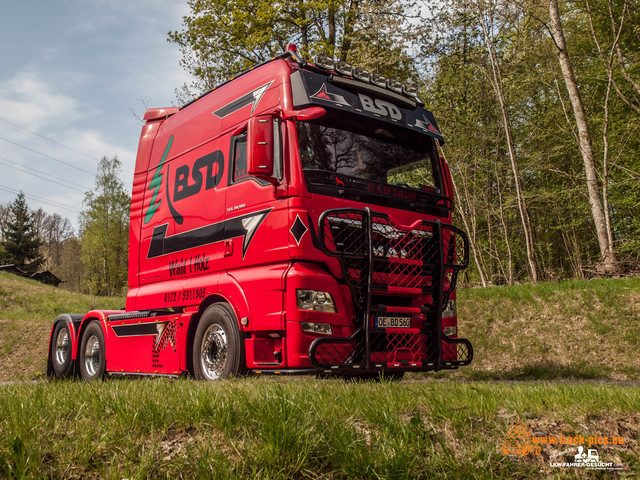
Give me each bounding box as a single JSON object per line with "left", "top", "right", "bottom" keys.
{"left": 494, "top": 153, "right": 514, "bottom": 285}
{"left": 440, "top": 149, "right": 488, "bottom": 287}
{"left": 548, "top": 0, "right": 617, "bottom": 273}
{"left": 327, "top": 1, "right": 336, "bottom": 52}
{"left": 478, "top": 3, "right": 538, "bottom": 283}
{"left": 339, "top": 0, "right": 359, "bottom": 61}
{"left": 586, "top": 0, "right": 625, "bottom": 258}
{"left": 298, "top": 0, "right": 309, "bottom": 51}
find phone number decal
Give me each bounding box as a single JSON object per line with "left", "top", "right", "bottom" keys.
{"left": 163, "top": 288, "right": 207, "bottom": 303}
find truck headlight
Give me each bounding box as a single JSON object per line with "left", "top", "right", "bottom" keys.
{"left": 443, "top": 326, "right": 457, "bottom": 336}
{"left": 301, "top": 322, "right": 333, "bottom": 335}
{"left": 296, "top": 289, "right": 337, "bottom": 313}
{"left": 442, "top": 299, "right": 456, "bottom": 318}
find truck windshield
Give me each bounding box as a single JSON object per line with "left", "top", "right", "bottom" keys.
{"left": 296, "top": 116, "right": 447, "bottom": 213}
{"left": 297, "top": 118, "right": 442, "bottom": 199}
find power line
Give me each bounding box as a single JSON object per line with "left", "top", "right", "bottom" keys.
{"left": 0, "top": 135, "right": 95, "bottom": 176}
{"left": 0, "top": 115, "right": 100, "bottom": 163}
{"left": 0, "top": 116, "right": 135, "bottom": 176}
{"left": 0, "top": 185, "right": 82, "bottom": 214}
{"left": 0, "top": 157, "right": 90, "bottom": 191}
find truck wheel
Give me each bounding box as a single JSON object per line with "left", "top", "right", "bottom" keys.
{"left": 51, "top": 322, "right": 73, "bottom": 378}
{"left": 193, "top": 303, "right": 246, "bottom": 380}
{"left": 79, "top": 321, "right": 106, "bottom": 381}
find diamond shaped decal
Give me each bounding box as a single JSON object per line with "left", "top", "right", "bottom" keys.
{"left": 290, "top": 214, "right": 308, "bottom": 246}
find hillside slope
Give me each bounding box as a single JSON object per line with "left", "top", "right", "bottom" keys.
{"left": 1, "top": 272, "right": 638, "bottom": 381}
{"left": 457, "top": 277, "right": 640, "bottom": 381}
{"left": 0, "top": 272, "right": 123, "bottom": 381}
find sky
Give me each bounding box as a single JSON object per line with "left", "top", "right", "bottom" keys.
{"left": 0, "top": 0, "right": 192, "bottom": 232}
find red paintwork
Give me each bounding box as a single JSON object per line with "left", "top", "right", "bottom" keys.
{"left": 48, "top": 56, "right": 462, "bottom": 376}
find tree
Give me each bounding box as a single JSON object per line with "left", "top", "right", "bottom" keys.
{"left": 1, "top": 192, "right": 44, "bottom": 272}
{"left": 79, "top": 157, "right": 130, "bottom": 296}
{"left": 167, "top": 0, "right": 418, "bottom": 97}
{"left": 56, "top": 237, "right": 84, "bottom": 292}
{"left": 476, "top": 0, "right": 538, "bottom": 283}
{"left": 548, "top": 0, "right": 617, "bottom": 273}
{"left": 0, "top": 203, "right": 10, "bottom": 261}
{"left": 34, "top": 210, "right": 74, "bottom": 270}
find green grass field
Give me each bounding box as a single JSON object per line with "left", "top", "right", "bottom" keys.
{"left": 1, "top": 378, "right": 639, "bottom": 479}
{"left": 1, "top": 272, "right": 640, "bottom": 478}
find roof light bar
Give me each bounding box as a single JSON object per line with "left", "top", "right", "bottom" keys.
{"left": 352, "top": 66, "right": 371, "bottom": 83}
{"left": 335, "top": 61, "right": 353, "bottom": 77}
{"left": 386, "top": 79, "right": 403, "bottom": 94}
{"left": 403, "top": 84, "right": 418, "bottom": 98}
{"left": 315, "top": 55, "right": 335, "bottom": 71}
{"left": 370, "top": 73, "right": 387, "bottom": 88}
{"left": 313, "top": 54, "right": 420, "bottom": 104}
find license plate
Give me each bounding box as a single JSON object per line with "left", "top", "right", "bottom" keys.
{"left": 374, "top": 316, "right": 411, "bottom": 328}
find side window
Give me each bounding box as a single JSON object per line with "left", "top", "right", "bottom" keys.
{"left": 232, "top": 134, "right": 248, "bottom": 182}
{"left": 229, "top": 118, "right": 283, "bottom": 184}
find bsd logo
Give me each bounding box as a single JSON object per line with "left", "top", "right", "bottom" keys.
{"left": 144, "top": 134, "right": 226, "bottom": 226}
{"left": 174, "top": 151, "right": 224, "bottom": 202}
{"left": 359, "top": 94, "right": 402, "bottom": 121}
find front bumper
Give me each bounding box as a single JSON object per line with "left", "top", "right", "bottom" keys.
{"left": 308, "top": 207, "right": 473, "bottom": 373}
{"left": 310, "top": 327, "right": 473, "bottom": 372}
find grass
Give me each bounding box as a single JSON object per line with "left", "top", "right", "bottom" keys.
{"left": 1, "top": 377, "right": 639, "bottom": 479}
{"left": 0, "top": 272, "right": 124, "bottom": 322}
{"left": 0, "top": 272, "right": 123, "bottom": 381}
{"left": 1, "top": 273, "right": 640, "bottom": 477}
{"left": 456, "top": 276, "right": 640, "bottom": 382}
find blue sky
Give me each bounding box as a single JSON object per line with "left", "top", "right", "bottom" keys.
{"left": 0, "top": 0, "right": 192, "bottom": 231}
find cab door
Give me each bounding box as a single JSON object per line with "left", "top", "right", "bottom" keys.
{"left": 224, "top": 119, "right": 288, "bottom": 331}
{"left": 139, "top": 132, "right": 228, "bottom": 291}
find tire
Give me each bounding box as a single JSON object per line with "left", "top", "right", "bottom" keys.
{"left": 192, "top": 303, "right": 246, "bottom": 380}
{"left": 79, "top": 321, "right": 106, "bottom": 381}
{"left": 51, "top": 322, "right": 73, "bottom": 378}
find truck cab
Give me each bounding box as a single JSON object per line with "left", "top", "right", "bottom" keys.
{"left": 47, "top": 47, "right": 472, "bottom": 381}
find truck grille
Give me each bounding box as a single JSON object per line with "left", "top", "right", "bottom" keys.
{"left": 321, "top": 209, "right": 468, "bottom": 302}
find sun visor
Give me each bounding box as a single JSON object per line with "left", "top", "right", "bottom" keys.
{"left": 290, "top": 70, "right": 444, "bottom": 144}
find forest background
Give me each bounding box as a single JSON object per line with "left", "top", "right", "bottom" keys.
{"left": 1, "top": 0, "right": 638, "bottom": 294}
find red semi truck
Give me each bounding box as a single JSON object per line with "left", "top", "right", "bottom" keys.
{"left": 47, "top": 46, "right": 472, "bottom": 381}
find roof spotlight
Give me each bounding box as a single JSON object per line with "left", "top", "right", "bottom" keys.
{"left": 386, "top": 79, "right": 403, "bottom": 93}
{"left": 353, "top": 66, "right": 371, "bottom": 83}
{"left": 403, "top": 84, "right": 419, "bottom": 98}
{"left": 371, "top": 73, "right": 387, "bottom": 88}
{"left": 314, "top": 55, "right": 335, "bottom": 71}
{"left": 335, "top": 61, "right": 353, "bottom": 76}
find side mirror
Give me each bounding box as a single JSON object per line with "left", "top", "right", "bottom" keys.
{"left": 283, "top": 106, "right": 326, "bottom": 121}
{"left": 247, "top": 115, "right": 275, "bottom": 182}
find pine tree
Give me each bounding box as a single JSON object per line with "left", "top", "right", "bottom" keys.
{"left": 1, "top": 192, "right": 44, "bottom": 272}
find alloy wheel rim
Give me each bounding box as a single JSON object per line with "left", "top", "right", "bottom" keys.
{"left": 84, "top": 334, "right": 101, "bottom": 376}
{"left": 55, "top": 328, "right": 69, "bottom": 365}
{"left": 200, "top": 324, "right": 227, "bottom": 380}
